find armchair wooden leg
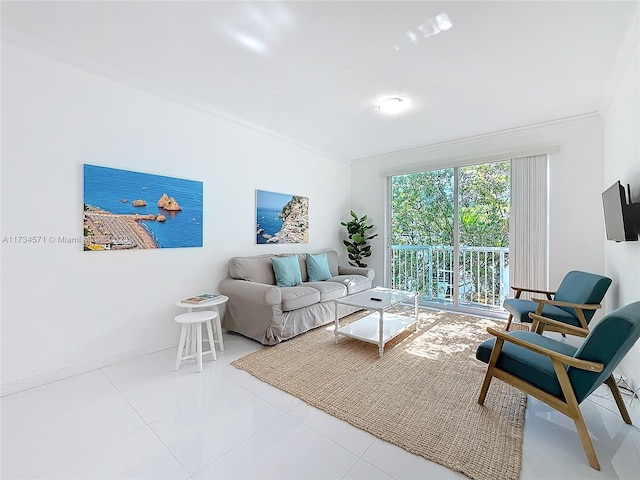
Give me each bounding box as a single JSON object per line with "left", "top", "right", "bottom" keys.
{"left": 553, "top": 360, "right": 601, "bottom": 470}
{"left": 478, "top": 369, "right": 494, "bottom": 405}
{"left": 505, "top": 314, "right": 513, "bottom": 331}
{"left": 478, "top": 338, "right": 504, "bottom": 405}
{"left": 605, "top": 375, "right": 632, "bottom": 424}
{"left": 573, "top": 410, "right": 601, "bottom": 471}
{"left": 532, "top": 320, "right": 545, "bottom": 334}
{"left": 478, "top": 369, "right": 493, "bottom": 405}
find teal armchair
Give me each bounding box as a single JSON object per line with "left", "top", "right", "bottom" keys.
{"left": 503, "top": 270, "right": 612, "bottom": 333}
{"left": 476, "top": 301, "right": 640, "bottom": 470}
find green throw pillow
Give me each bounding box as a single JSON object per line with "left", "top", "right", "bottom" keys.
{"left": 271, "top": 256, "right": 302, "bottom": 287}
{"left": 306, "top": 252, "right": 332, "bottom": 282}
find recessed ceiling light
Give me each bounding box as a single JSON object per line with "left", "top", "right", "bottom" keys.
{"left": 377, "top": 97, "right": 408, "bottom": 115}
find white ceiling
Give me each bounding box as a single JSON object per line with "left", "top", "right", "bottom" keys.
{"left": 2, "top": 1, "right": 638, "bottom": 163}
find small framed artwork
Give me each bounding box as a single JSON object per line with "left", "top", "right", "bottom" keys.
{"left": 83, "top": 164, "right": 203, "bottom": 251}
{"left": 256, "top": 189, "right": 309, "bottom": 244}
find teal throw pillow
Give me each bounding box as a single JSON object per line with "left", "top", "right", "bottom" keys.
{"left": 306, "top": 252, "right": 332, "bottom": 282}
{"left": 271, "top": 256, "right": 302, "bottom": 287}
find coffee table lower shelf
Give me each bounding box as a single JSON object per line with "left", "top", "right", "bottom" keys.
{"left": 335, "top": 312, "right": 417, "bottom": 357}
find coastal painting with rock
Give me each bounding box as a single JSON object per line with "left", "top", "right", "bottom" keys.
{"left": 83, "top": 164, "right": 203, "bottom": 250}
{"left": 256, "top": 189, "right": 309, "bottom": 244}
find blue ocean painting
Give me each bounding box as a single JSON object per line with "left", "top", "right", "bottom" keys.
{"left": 256, "top": 190, "right": 293, "bottom": 244}
{"left": 83, "top": 164, "right": 203, "bottom": 250}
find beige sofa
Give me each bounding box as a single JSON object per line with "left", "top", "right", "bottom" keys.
{"left": 219, "top": 250, "right": 374, "bottom": 345}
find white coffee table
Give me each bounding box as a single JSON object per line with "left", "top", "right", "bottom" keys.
{"left": 176, "top": 294, "right": 228, "bottom": 352}
{"left": 334, "top": 287, "right": 418, "bottom": 357}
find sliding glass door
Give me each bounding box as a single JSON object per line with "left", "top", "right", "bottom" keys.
{"left": 390, "top": 161, "right": 510, "bottom": 313}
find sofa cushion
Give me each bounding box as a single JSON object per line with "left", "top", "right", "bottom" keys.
{"left": 325, "top": 250, "right": 340, "bottom": 277}
{"left": 229, "top": 255, "right": 276, "bottom": 285}
{"left": 271, "top": 255, "right": 302, "bottom": 287}
{"left": 281, "top": 286, "right": 321, "bottom": 311}
{"left": 306, "top": 281, "right": 347, "bottom": 302}
{"left": 278, "top": 253, "right": 309, "bottom": 282}
{"left": 306, "top": 252, "right": 332, "bottom": 282}
{"left": 295, "top": 251, "right": 340, "bottom": 282}
{"left": 329, "top": 274, "right": 371, "bottom": 294}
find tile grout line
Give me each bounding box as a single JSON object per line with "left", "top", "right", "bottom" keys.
{"left": 98, "top": 368, "right": 192, "bottom": 479}
{"left": 222, "top": 356, "right": 381, "bottom": 469}
{"left": 102, "top": 347, "right": 293, "bottom": 478}
{"left": 12, "top": 371, "right": 153, "bottom": 480}
{"left": 190, "top": 409, "right": 291, "bottom": 478}
{"left": 338, "top": 440, "right": 400, "bottom": 480}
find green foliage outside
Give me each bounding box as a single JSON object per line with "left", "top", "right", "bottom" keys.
{"left": 392, "top": 168, "right": 455, "bottom": 247}
{"left": 391, "top": 161, "right": 510, "bottom": 304}
{"left": 392, "top": 162, "right": 510, "bottom": 248}
{"left": 458, "top": 162, "right": 510, "bottom": 248}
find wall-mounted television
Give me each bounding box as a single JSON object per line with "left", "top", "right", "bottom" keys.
{"left": 602, "top": 181, "right": 640, "bottom": 242}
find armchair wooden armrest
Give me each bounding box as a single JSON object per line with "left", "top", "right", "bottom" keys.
{"left": 531, "top": 298, "right": 601, "bottom": 330}
{"left": 511, "top": 286, "right": 555, "bottom": 299}
{"left": 531, "top": 298, "right": 602, "bottom": 310}
{"left": 486, "top": 327, "right": 603, "bottom": 372}
{"left": 528, "top": 313, "right": 590, "bottom": 337}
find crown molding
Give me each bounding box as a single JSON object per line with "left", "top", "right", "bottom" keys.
{"left": 351, "top": 112, "right": 603, "bottom": 168}
{"left": 2, "top": 36, "right": 349, "bottom": 165}
{"left": 2, "top": 26, "right": 612, "bottom": 170}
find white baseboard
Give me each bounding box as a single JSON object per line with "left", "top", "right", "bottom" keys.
{"left": 0, "top": 341, "right": 174, "bottom": 397}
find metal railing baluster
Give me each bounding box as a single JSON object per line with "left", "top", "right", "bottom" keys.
{"left": 390, "top": 245, "right": 509, "bottom": 311}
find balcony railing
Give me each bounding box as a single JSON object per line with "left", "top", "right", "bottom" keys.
{"left": 390, "top": 245, "right": 509, "bottom": 311}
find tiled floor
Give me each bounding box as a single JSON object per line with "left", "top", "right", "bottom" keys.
{"left": 2, "top": 331, "right": 639, "bottom": 480}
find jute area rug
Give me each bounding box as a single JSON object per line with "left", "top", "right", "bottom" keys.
{"left": 232, "top": 307, "right": 527, "bottom": 480}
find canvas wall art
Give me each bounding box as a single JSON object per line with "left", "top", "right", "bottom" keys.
{"left": 83, "top": 164, "right": 203, "bottom": 251}
{"left": 256, "top": 189, "right": 309, "bottom": 244}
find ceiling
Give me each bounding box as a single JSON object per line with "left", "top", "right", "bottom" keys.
{"left": 2, "top": 1, "right": 638, "bottom": 163}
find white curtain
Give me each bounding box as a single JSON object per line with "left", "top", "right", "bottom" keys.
{"left": 509, "top": 154, "right": 548, "bottom": 298}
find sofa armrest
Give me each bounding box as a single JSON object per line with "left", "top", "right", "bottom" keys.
{"left": 219, "top": 278, "right": 281, "bottom": 306}
{"left": 338, "top": 265, "right": 375, "bottom": 281}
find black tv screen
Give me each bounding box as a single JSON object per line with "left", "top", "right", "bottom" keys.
{"left": 602, "top": 181, "right": 636, "bottom": 242}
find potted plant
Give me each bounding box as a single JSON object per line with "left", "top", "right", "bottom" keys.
{"left": 341, "top": 211, "right": 378, "bottom": 267}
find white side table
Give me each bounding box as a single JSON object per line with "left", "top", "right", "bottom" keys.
{"left": 174, "top": 311, "right": 218, "bottom": 372}
{"left": 175, "top": 294, "right": 228, "bottom": 352}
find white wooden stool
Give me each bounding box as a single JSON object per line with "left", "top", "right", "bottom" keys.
{"left": 175, "top": 295, "right": 228, "bottom": 352}
{"left": 174, "top": 310, "right": 218, "bottom": 372}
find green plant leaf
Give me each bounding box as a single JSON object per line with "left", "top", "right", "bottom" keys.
{"left": 342, "top": 211, "right": 377, "bottom": 270}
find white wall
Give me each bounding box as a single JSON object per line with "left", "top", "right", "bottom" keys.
{"left": 602, "top": 27, "right": 640, "bottom": 391}
{"left": 351, "top": 115, "right": 606, "bottom": 294}
{"left": 0, "top": 45, "right": 352, "bottom": 394}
